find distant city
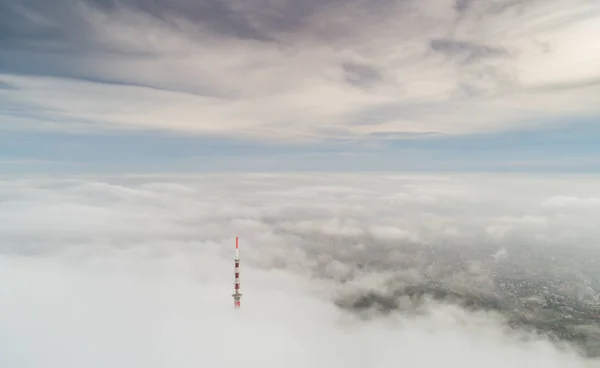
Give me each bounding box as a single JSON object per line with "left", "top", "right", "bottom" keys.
{"left": 326, "top": 238, "right": 600, "bottom": 357}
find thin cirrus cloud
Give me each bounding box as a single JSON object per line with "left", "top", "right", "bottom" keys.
{"left": 0, "top": 0, "right": 599, "bottom": 141}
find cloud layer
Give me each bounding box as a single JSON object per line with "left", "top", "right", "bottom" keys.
{"left": 1, "top": 0, "right": 599, "bottom": 140}
{"left": 1, "top": 173, "right": 600, "bottom": 367}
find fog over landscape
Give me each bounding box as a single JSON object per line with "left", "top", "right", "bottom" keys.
{"left": 1, "top": 173, "right": 599, "bottom": 367}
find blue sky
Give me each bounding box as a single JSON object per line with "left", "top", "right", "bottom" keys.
{"left": 1, "top": 0, "right": 599, "bottom": 173}
{"left": 2, "top": 121, "right": 599, "bottom": 173}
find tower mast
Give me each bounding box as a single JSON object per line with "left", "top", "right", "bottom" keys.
{"left": 232, "top": 237, "right": 242, "bottom": 308}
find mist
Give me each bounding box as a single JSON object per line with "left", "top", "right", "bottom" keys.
{"left": 1, "top": 173, "right": 599, "bottom": 367}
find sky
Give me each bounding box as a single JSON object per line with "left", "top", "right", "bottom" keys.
{"left": 1, "top": 0, "right": 600, "bottom": 172}
{"left": 1, "top": 173, "right": 600, "bottom": 367}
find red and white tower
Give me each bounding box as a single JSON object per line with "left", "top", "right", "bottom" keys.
{"left": 232, "top": 237, "right": 242, "bottom": 308}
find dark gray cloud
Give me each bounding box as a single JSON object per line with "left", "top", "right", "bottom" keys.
{"left": 0, "top": 0, "right": 261, "bottom": 57}
{"left": 0, "top": 0, "right": 388, "bottom": 49}
{"left": 0, "top": 0, "right": 396, "bottom": 81}
{"left": 530, "top": 77, "right": 600, "bottom": 93}
{"left": 85, "top": 0, "right": 271, "bottom": 41}
{"left": 430, "top": 38, "right": 508, "bottom": 63}
{"left": 342, "top": 62, "right": 385, "bottom": 88}
{"left": 0, "top": 80, "right": 17, "bottom": 90}
{"left": 0, "top": 0, "right": 97, "bottom": 53}
{"left": 454, "top": 0, "right": 473, "bottom": 14}
{"left": 488, "top": 0, "right": 530, "bottom": 15}
{"left": 427, "top": 38, "right": 515, "bottom": 97}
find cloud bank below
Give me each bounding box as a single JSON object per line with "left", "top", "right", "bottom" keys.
{"left": 1, "top": 173, "right": 600, "bottom": 367}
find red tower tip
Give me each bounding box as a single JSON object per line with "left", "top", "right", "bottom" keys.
{"left": 236, "top": 236, "right": 238, "bottom": 249}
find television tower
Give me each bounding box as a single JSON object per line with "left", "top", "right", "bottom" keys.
{"left": 232, "top": 237, "right": 242, "bottom": 308}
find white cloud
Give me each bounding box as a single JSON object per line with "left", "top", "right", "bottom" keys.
{"left": 1, "top": 173, "right": 600, "bottom": 367}
{"left": 369, "top": 225, "right": 419, "bottom": 241}
{"left": 543, "top": 196, "right": 600, "bottom": 208}
{"left": 1, "top": 0, "right": 599, "bottom": 140}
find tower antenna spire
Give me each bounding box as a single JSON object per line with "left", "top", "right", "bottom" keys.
{"left": 232, "top": 237, "right": 242, "bottom": 308}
